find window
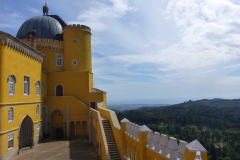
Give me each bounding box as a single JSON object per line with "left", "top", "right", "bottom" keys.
{"left": 24, "top": 76, "right": 30, "bottom": 95}
{"left": 56, "top": 54, "right": 62, "bottom": 66}
{"left": 56, "top": 85, "right": 63, "bottom": 96}
{"left": 36, "top": 124, "right": 40, "bottom": 136}
{"left": 41, "top": 82, "right": 44, "bottom": 96}
{"left": 8, "top": 75, "right": 16, "bottom": 95}
{"left": 8, "top": 108, "right": 13, "bottom": 122}
{"left": 36, "top": 81, "right": 40, "bottom": 96}
{"left": 8, "top": 133, "right": 14, "bottom": 149}
{"left": 36, "top": 105, "right": 39, "bottom": 116}
{"left": 57, "top": 110, "right": 61, "bottom": 116}
{"left": 72, "top": 39, "right": 77, "bottom": 43}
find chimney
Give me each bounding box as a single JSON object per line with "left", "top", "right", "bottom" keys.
{"left": 28, "top": 30, "right": 36, "bottom": 49}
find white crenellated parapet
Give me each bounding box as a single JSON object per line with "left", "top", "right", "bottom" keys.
{"left": 132, "top": 124, "right": 137, "bottom": 138}
{"left": 133, "top": 124, "right": 140, "bottom": 140}
{"left": 147, "top": 130, "right": 154, "bottom": 149}
{"left": 128, "top": 122, "right": 133, "bottom": 136}
{"left": 153, "top": 132, "right": 161, "bottom": 152}
{"left": 160, "top": 134, "right": 169, "bottom": 157}
{"left": 168, "top": 137, "right": 179, "bottom": 160}
{"left": 130, "top": 123, "right": 135, "bottom": 137}
{"left": 195, "top": 151, "right": 202, "bottom": 160}
{"left": 126, "top": 122, "right": 130, "bottom": 134}
{"left": 178, "top": 140, "right": 188, "bottom": 160}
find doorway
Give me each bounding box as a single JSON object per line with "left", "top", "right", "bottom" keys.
{"left": 55, "top": 128, "right": 64, "bottom": 140}
{"left": 19, "top": 116, "right": 33, "bottom": 149}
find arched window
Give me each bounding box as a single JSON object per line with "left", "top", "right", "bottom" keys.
{"left": 36, "top": 81, "right": 40, "bottom": 96}
{"left": 24, "top": 76, "right": 30, "bottom": 95}
{"left": 56, "top": 54, "right": 63, "bottom": 66}
{"left": 56, "top": 85, "right": 63, "bottom": 96}
{"left": 36, "top": 105, "right": 39, "bottom": 116}
{"left": 8, "top": 107, "right": 14, "bottom": 122}
{"left": 8, "top": 75, "right": 16, "bottom": 95}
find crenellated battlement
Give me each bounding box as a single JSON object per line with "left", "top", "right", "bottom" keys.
{"left": 63, "top": 24, "right": 91, "bottom": 33}
{"left": 20, "top": 38, "right": 64, "bottom": 51}
{"left": 20, "top": 38, "right": 63, "bottom": 44}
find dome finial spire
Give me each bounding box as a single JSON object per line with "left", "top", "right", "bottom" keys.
{"left": 43, "top": 0, "right": 49, "bottom": 16}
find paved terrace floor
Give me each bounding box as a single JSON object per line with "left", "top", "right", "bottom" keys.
{"left": 12, "top": 137, "right": 101, "bottom": 160}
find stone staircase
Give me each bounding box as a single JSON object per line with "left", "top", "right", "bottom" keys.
{"left": 102, "top": 120, "right": 121, "bottom": 160}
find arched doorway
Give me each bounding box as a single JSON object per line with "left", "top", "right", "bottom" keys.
{"left": 19, "top": 116, "right": 33, "bottom": 149}
{"left": 55, "top": 128, "right": 64, "bottom": 140}
{"left": 51, "top": 110, "right": 65, "bottom": 139}
{"left": 56, "top": 85, "right": 63, "bottom": 96}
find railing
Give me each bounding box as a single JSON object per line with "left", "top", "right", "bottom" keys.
{"left": 121, "top": 119, "right": 207, "bottom": 160}
{"left": 89, "top": 108, "right": 111, "bottom": 160}
{"left": 92, "top": 103, "right": 208, "bottom": 160}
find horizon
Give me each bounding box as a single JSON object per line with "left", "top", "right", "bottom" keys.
{"left": 1, "top": 0, "right": 240, "bottom": 104}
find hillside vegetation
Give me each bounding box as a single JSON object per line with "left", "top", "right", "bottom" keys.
{"left": 116, "top": 99, "right": 240, "bottom": 160}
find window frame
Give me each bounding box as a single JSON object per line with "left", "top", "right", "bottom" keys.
{"left": 36, "top": 81, "right": 40, "bottom": 96}
{"left": 8, "top": 75, "right": 16, "bottom": 96}
{"left": 56, "top": 54, "right": 63, "bottom": 66}
{"left": 55, "top": 85, "right": 64, "bottom": 96}
{"left": 8, "top": 133, "right": 14, "bottom": 149}
{"left": 24, "top": 76, "right": 30, "bottom": 96}
{"left": 8, "top": 107, "right": 14, "bottom": 123}
{"left": 36, "top": 105, "right": 39, "bottom": 116}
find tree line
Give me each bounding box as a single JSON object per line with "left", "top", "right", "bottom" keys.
{"left": 116, "top": 101, "right": 240, "bottom": 160}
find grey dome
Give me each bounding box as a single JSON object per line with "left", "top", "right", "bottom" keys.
{"left": 16, "top": 16, "right": 65, "bottom": 40}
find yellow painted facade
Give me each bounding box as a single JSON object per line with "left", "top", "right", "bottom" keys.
{"left": 0, "top": 5, "right": 207, "bottom": 160}
{"left": 0, "top": 8, "right": 106, "bottom": 159}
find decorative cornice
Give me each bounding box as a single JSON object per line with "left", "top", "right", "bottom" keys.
{"left": 0, "top": 31, "right": 44, "bottom": 63}
{"left": 0, "top": 101, "right": 42, "bottom": 106}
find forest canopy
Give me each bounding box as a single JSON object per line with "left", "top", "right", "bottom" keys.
{"left": 116, "top": 99, "right": 240, "bottom": 160}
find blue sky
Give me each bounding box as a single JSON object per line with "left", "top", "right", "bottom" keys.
{"left": 1, "top": 0, "right": 240, "bottom": 104}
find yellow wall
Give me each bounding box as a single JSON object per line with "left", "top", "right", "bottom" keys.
{"left": 46, "top": 71, "right": 106, "bottom": 107}
{"left": 0, "top": 35, "right": 43, "bottom": 156}
{"left": 45, "top": 96, "right": 90, "bottom": 122}
{"left": 0, "top": 45, "right": 42, "bottom": 103}
{"left": 21, "top": 39, "right": 64, "bottom": 72}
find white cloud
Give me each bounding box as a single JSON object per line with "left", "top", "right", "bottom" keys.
{"left": 28, "top": 7, "right": 41, "bottom": 14}
{"left": 74, "top": 0, "right": 134, "bottom": 31}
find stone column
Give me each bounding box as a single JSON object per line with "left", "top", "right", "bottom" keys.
{"left": 42, "top": 106, "right": 48, "bottom": 134}
{"left": 88, "top": 111, "right": 93, "bottom": 143}
{"left": 66, "top": 105, "right": 70, "bottom": 137}
{"left": 80, "top": 123, "right": 83, "bottom": 136}
{"left": 49, "top": 123, "right": 52, "bottom": 138}
{"left": 75, "top": 123, "right": 76, "bottom": 137}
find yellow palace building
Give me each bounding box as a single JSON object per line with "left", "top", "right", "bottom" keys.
{"left": 0, "top": 4, "right": 207, "bottom": 160}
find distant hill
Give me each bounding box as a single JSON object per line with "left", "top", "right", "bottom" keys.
{"left": 171, "top": 98, "right": 240, "bottom": 108}
{"left": 133, "top": 98, "right": 240, "bottom": 112}
{"left": 108, "top": 104, "right": 169, "bottom": 111}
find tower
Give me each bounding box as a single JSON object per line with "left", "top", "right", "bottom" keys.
{"left": 63, "top": 24, "right": 92, "bottom": 72}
